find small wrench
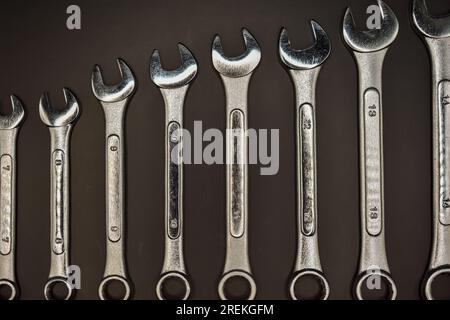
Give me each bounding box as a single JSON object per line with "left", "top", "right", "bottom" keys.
{"left": 279, "top": 21, "right": 331, "bottom": 300}
{"left": 40, "top": 88, "right": 80, "bottom": 300}
{"left": 0, "top": 96, "right": 25, "bottom": 300}
{"left": 92, "top": 59, "right": 136, "bottom": 300}
{"left": 412, "top": 0, "right": 450, "bottom": 300}
{"left": 342, "top": 0, "right": 399, "bottom": 300}
{"left": 212, "top": 28, "right": 261, "bottom": 300}
{"left": 150, "top": 43, "right": 197, "bottom": 300}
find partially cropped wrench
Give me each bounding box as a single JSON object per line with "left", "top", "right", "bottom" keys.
{"left": 279, "top": 21, "right": 331, "bottom": 300}
{"left": 92, "top": 59, "right": 136, "bottom": 300}
{"left": 0, "top": 96, "right": 24, "bottom": 300}
{"left": 342, "top": 0, "right": 399, "bottom": 300}
{"left": 39, "top": 88, "right": 80, "bottom": 300}
{"left": 150, "top": 44, "right": 197, "bottom": 300}
{"left": 212, "top": 28, "right": 261, "bottom": 300}
{"left": 412, "top": 0, "right": 450, "bottom": 300}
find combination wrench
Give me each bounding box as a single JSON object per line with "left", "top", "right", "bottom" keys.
{"left": 0, "top": 96, "right": 25, "bottom": 300}
{"left": 150, "top": 43, "right": 198, "bottom": 300}
{"left": 342, "top": 0, "right": 399, "bottom": 300}
{"left": 92, "top": 59, "right": 136, "bottom": 300}
{"left": 412, "top": 0, "right": 450, "bottom": 300}
{"left": 279, "top": 21, "right": 331, "bottom": 300}
{"left": 212, "top": 28, "right": 261, "bottom": 300}
{"left": 39, "top": 88, "right": 80, "bottom": 300}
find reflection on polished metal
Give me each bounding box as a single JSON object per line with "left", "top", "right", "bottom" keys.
{"left": 150, "top": 43, "right": 197, "bottom": 300}
{"left": 0, "top": 96, "right": 24, "bottom": 300}
{"left": 342, "top": 0, "right": 399, "bottom": 300}
{"left": 412, "top": 0, "right": 450, "bottom": 300}
{"left": 279, "top": 21, "right": 331, "bottom": 300}
{"left": 39, "top": 88, "right": 79, "bottom": 300}
{"left": 212, "top": 28, "right": 261, "bottom": 300}
{"left": 92, "top": 59, "right": 136, "bottom": 300}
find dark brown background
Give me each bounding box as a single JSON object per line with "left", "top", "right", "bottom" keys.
{"left": 0, "top": 0, "right": 449, "bottom": 300}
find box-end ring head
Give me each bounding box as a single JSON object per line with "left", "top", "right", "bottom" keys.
{"left": 343, "top": 0, "right": 399, "bottom": 53}
{"left": 212, "top": 28, "right": 261, "bottom": 78}
{"left": 0, "top": 95, "right": 25, "bottom": 130}
{"left": 412, "top": 0, "right": 450, "bottom": 39}
{"left": 150, "top": 43, "right": 198, "bottom": 89}
{"left": 91, "top": 58, "right": 136, "bottom": 103}
{"left": 39, "top": 88, "right": 80, "bottom": 127}
{"left": 279, "top": 20, "right": 331, "bottom": 70}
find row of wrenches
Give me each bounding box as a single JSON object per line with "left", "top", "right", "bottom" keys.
{"left": 0, "top": 0, "right": 449, "bottom": 300}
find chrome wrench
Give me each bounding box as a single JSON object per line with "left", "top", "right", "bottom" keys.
{"left": 0, "top": 96, "right": 24, "bottom": 300}
{"left": 279, "top": 21, "right": 331, "bottom": 300}
{"left": 342, "top": 0, "right": 399, "bottom": 300}
{"left": 92, "top": 59, "right": 136, "bottom": 300}
{"left": 212, "top": 28, "right": 261, "bottom": 300}
{"left": 40, "top": 88, "right": 80, "bottom": 300}
{"left": 412, "top": 0, "right": 450, "bottom": 300}
{"left": 150, "top": 43, "right": 198, "bottom": 300}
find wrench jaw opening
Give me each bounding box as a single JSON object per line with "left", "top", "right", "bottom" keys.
{"left": 289, "top": 270, "right": 330, "bottom": 301}
{"left": 0, "top": 280, "right": 19, "bottom": 300}
{"left": 44, "top": 277, "right": 74, "bottom": 301}
{"left": 354, "top": 269, "right": 397, "bottom": 300}
{"left": 212, "top": 28, "right": 261, "bottom": 78}
{"left": 218, "top": 270, "right": 257, "bottom": 301}
{"left": 156, "top": 272, "right": 191, "bottom": 301}
{"left": 0, "top": 95, "right": 25, "bottom": 130}
{"left": 343, "top": 0, "right": 399, "bottom": 53}
{"left": 423, "top": 267, "right": 450, "bottom": 300}
{"left": 39, "top": 88, "right": 79, "bottom": 128}
{"left": 412, "top": 0, "right": 450, "bottom": 39}
{"left": 98, "top": 275, "right": 132, "bottom": 301}
{"left": 279, "top": 21, "right": 331, "bottom": 71}
{"left": 150, "top": 44, "right": 198, "bottom": 89}
{"left": 91, "top": 59, "right": 136, "bottom": 103}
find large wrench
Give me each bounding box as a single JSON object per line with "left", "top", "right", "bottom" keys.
{"left": 412, "top": 0, "right": 450, "bottom": 300}
{"left": 279, "top": 21, "right": 331, "bottom": 300}
{"left": 150, "top": 43, "right": 198, "bottom": 300}
{"left": 92, "top": 59, "right": 136, "bottom": 300}
{"left": 212, "top": 28, "right": 261, "bottom": 300}
{"left": 40, "top": 88, "right": 80, "bottom": 300}
{"left": 342, "top": 0, "right": 399, "bottom": 300}
{"left": 0, "top": 96, "right": 25, "bottom": 300}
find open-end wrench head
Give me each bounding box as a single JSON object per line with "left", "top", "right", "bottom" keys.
{"left": 343, "top": 0, "right": 399, "bottom": 53}
{"left": 150, "top": 43, "right": 198, "bottom": 89}
{"left": 279, "top": 21, "right": 331, "bottom": 70}
{"left": 413, "top": 0, "right": 450, "bottom": 39}
{"left": 39, "top": 88, "right": 80, "bottom": 127}
{"left": 0, "top": 95, "right": 25, "bottom": 130}
{"left": 212, "top": 28, "right": 261, "bottom": 77}
{"left": 91, "top": 58, "right": 136, "bottom": 103}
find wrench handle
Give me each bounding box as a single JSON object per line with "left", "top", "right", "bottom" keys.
{"left": 45, "top": 125, "right": 74, "bottom": 300}
{"left": 98, "top": 102, "right": 131, "bottom": 300}
{"left": 424, "top": 37, "right": 450, "bottom": 298}
{"left": 218, "top": 75, "right": 256, "bottom": 300}
{"left": 0, "top": 129, "right": 19, "bottom": 299}
{"left": 353, "top": 50, "right": 396, "bottom": 300}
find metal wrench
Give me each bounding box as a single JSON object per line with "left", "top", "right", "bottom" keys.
{"left": 279, "top": 21, "right": 331, "bottom": 300}
{"left": 412, "top": 0, "right": 450, "bottom": 300}
{"left": 212, "top": 28, "right": 261, "bottom": 300}
{"left": 0, "top": 96, "right": 24, "bottom": 300}
{"left": 150, "top": 43, "right": 197, "bottom": 300}
{"left": 92, "top": 59, "right": 136, "bottom": 300}
{"left": 342, "top": 0, "right": 399, "bottom": 300}
{"left": 40, "top": 88, "right": 80, "bottom": 300}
